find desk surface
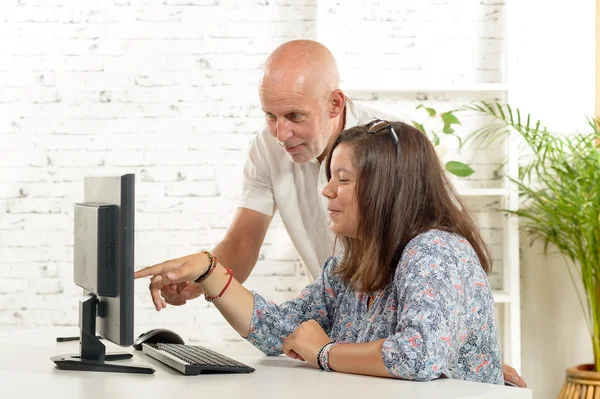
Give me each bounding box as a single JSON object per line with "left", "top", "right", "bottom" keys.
{"left": 0, "top": 328, "right": 532, "bottom": 399}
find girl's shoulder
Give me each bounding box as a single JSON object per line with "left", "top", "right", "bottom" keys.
{"left": 404, "top": 229, "right": 473, "bottom": 257}
{"left": 398, "top": 229, "right": 477, "bottom": 275}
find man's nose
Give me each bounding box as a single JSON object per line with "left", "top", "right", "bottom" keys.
{"left": 276, "top": 119, "right": 293, "bottom": 142}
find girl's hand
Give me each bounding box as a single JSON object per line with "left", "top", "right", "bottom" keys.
{"left": 282, "top": 320, "right": 332, "bottom": 368}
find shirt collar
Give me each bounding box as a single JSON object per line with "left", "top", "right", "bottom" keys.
{"left": 343, "top": 95, "right": 360, "bottom": 130}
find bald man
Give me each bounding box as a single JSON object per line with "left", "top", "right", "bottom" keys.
{"left": 160, "top": 40, "right": 383, "bottom": 294}
{"left": 153, "top": 40, "right": 526, "bottom": 388}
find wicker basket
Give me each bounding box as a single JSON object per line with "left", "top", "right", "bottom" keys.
{"left": 557, "top": 364, "right": 600, "bottom": 399}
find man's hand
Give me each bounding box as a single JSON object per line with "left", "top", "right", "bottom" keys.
{"left": 160, "top": 282, "right": 204, "bottom": 306}
{"left": 134, "top": 253, "right": 210, "bottom": 311}
{"left": 502, "top": 363, "right": 527, "bottom": 388}
{"left": 282, "top": 320, "right": 332, "bottom": 368}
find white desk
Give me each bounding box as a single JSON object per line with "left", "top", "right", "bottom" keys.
{"left": 0, "top": 328, "right": 532, "bottom": 399}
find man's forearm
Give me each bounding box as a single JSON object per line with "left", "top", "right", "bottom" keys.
{"left": 212, "top": 236, "right": 260, "bottom": 284}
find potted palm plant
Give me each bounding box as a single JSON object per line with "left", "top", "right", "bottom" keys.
{"left": 464, "top": 102, "right": 600, "bottom": 398}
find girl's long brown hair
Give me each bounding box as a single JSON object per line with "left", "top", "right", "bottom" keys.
{"left": 325, "top": 121, "right": 492, "bottom": 292}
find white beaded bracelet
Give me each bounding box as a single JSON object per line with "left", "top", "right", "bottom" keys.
{"left": 319, "top": 342, "right": 339, "bottom": 372}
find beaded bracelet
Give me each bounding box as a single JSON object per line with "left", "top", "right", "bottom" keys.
{"left": 316, "top": 341, "right": 334, "bottom": 371}
{"left": 317, "top": 341, "right": 338, "bottom": 372}
{"left": 319, "top": 342, "right": 339, "bottom": 372}
{"left": 194, "top": 250, "right": 217, "bottom": 284}
{"left": 205, "top": 268, "right": 233, "bottom": 302}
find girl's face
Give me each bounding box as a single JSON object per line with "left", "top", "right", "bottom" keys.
{"left": 322, "top": 143, "right": 359, "bottom": 238}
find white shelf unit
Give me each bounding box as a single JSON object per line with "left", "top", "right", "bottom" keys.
{"left": 458, "top": 188, "right": 509, "bottom": 197}
{"left": 342, "top": 83, "right": 509, "bottom": 94}
{"left": 492, "top": 292, "right": 512, "bottom": 304}
{"left": 460, "top": 182, "right": 521, "bottom": 373}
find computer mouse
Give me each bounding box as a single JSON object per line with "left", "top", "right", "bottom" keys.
{"left": 132, "top": 328, "right": 185, "bottom": 350}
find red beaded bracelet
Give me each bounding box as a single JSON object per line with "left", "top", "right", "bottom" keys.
{"left": 205, "top": 268, "right": 234, "bottom": 302}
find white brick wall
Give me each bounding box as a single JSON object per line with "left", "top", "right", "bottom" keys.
{"left": 0, "top": 0, "right": 506, "bottom": 348}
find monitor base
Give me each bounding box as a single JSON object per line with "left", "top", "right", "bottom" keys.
{"left": 51, "top": 294, "right": 154, "bottom": 374}
{"left": 51, "top": 353, "right": 154, "bottom": 374}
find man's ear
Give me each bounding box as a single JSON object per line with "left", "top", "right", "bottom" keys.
{"left": 328, "top": 89, "right": 345, "bottom": 118}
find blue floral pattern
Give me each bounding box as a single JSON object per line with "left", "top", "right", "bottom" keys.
{"left": 246, "top": 229, "right": 503, "bottom": 385}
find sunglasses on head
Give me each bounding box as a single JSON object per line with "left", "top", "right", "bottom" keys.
{"left": 363, "top": 118, "right": 398, "bottom": 151}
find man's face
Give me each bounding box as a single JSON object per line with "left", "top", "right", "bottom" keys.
{"left": 259, "top": 86, "right": 333, "bottom": 164}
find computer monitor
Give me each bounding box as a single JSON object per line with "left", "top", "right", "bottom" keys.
{"left": 51, "top": 173, "right": 154, "bottom": 374}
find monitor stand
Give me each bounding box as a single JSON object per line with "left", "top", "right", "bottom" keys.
{"left": 51, "top": 294, "right": 154, "bottom": 374}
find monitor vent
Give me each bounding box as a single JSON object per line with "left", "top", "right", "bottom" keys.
{"left": 107, "top": 243, "right": 116, "bottom": 268}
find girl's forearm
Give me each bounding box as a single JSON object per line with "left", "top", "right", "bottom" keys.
{"left": 198, "top": 263, "right": 255, "bottom": 337}
{"left": 327, "top": 339, "right": 392, "bottom": 378}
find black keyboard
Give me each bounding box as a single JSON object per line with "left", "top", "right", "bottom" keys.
{"left": 142, "top": 343, "right": 255, "bottom": 375}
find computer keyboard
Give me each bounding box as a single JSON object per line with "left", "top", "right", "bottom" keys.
{"left": 142, "top": 343, "right": 255, "bottom": 375}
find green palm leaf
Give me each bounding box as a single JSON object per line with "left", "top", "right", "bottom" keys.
{"left": 462, "top": 101, "right": 600, "bottom": 371}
